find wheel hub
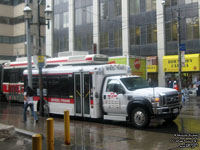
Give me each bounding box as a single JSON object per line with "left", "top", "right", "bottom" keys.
{"left": 134, "top": 111, "right": 145, "bottom": 126}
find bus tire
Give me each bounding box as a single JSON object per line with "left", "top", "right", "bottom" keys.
{"left": 37, "top": 100, "right": 49, "bottom": 117}
{"left": 131, "top": 107, "right": 150, "bottom": 128}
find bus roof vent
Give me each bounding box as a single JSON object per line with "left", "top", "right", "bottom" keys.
{"left": 58, "top": 51, "right": 88, "bottom": 57}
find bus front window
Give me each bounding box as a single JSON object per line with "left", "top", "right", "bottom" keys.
{"left": 120, "top": 77, "right": 149, "bottom": 91}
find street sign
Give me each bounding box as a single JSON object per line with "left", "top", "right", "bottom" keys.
{"left": 37, "top": 55, "right": 45, "bottom": 68}
{"left": 179, "top": 43, "right": 186, "bottom": 51}
{"left": 38, "top": 55, "right": 44, "bottom": 63}
{"left": 181, "top": 51, "right": 185, "bottom": 67}
{"left": 38, "top": 62, "right": 45, "bottom": 68}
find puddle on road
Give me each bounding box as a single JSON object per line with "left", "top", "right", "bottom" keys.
{"left": 175, "top": 118, "right": 200, "bottom": 134}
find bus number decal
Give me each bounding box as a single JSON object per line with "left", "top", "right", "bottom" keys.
{"left": 49, "top": 98, "right": 74, "bottom": 104}
{"left": 33, "top": 96, "right": 74, "bottom": 104}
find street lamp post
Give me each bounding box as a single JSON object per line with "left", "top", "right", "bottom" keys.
{"left": 177, "top": 9, "right": 182, "bottom": 95}
{"left": 23, "top": 2, "right": 32, "bottom": 88}
{"left": 24, "top": 1, "right": 52, "bottom": 116}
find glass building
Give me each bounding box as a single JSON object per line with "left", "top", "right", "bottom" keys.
{"left": 52, "top": 0, "right": 199, "bottom": 56}
{"left": 50, "top": 0, "right": 200, "bottom": 86}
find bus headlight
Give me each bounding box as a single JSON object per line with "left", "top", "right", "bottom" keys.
{"left": 151, "top": 97, "right": 160, "bottom": 107}
{"left": 151, "top": 97, "right": 160, "bottom": 102}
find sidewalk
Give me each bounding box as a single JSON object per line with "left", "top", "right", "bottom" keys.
{"left": 0, "top": 123, "right": 75, "bottom": 150}
{"left": 0, "top": 97, "right": 200, "bottom": 150}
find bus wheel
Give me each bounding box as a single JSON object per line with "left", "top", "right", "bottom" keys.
{"left": 131, "top": 107, "right": 150, "bottom": 128}
{"left": 37, "top": 100, "right": 49, "bottom": 117}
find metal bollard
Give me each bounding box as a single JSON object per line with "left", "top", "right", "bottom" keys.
{"left": 47, "top": 118, "right": 54, "bottom": 150}
{"left": 64, "top": 110, "right": 70, "bottom": 145}
{"left": 32, "top": 134, "right": 42, "bottom": 150}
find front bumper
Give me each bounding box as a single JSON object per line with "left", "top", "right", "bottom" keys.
{"left": 153, "top": 104, "right": 182, "bottom": 116}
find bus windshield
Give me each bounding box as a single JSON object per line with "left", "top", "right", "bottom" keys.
{"left": 120, "top": 77, "right": 150, "bottom": 91}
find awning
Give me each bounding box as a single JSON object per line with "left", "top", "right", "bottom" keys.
{"left": 163, "top": 54, "right": 200, "bottom": 72}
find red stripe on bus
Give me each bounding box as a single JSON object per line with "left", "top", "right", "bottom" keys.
{"left": 33, "top": 96, "right": 74, "bottom": 104}
{"left": 9, "top": 62, "right": 34, "bottom": 67}
{"left": 47, "top": 59, "right": 92, "bottom": 63}
{"left": 27, "top": 73, "right": 73, "bottom": 76}
{"left": 85, "top": 57, "right": 93, "bottom": 61}
{"left": 2, "top": 83, "right": 24, "bottom": 94}
{"left": 46, "top": 60, "right": 68, "bottom": 63}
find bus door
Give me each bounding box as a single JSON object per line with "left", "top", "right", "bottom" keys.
{"left": 74, "top": 73, "right": 91, "bottom": 117}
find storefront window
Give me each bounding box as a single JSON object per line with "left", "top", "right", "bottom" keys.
{"left": 186, "top": 17, "right": 199, "bottom": 40}
{"left": 100, "top": 1, "right": 108, "bottom": 19}
{"left": 165, "top": 0, "right": 177, "bottom": 7}
{"left": 76, "top": 8, "right": 82, "bottom": 26}
{"left": 86, "top": 6, "right": 93, "bottom": 23}
{"left": 87, "top": 34, "right": 93, "bottom": 50}
{"left": 172, "top": 21, "right": 178, "bottom": 41}
{"left": 146, "top": 24, "right": 157, "bottom": 44}
{"left": 54, "top": 14, "right": 60, "bottom": 29}
{"left": 114, "top": 29, "right": 122, "bottom": 48}
{"left": 130, "top": 0, "right": 140, "bottom": 15}
{"left": 63, "top": 12, "right": 69, "bottom": 28}
{"left": 55, "top": 0, "right": 60, "bottom": 5}
{"left": 114, "top": 0, "right": 121, "bottom": 17}
{"left": 185, "top": 0, "right": 198, "bottom": 4}
{"left": 75, "top": 37, "right": 82, "bottom": 50}
{"left": 63, "top": 36, "right": 68, "bottom": 51}
{"left": 146, "top": 0, "right": 156, "bottom": 12}
{"left": 193, "top": 18, "right": 199, "bottom": 39}
{"left": 100, "top": 32, "right": 109, "bottom": 49}
{"left": 165, "top": 20, "right": 177, "bottom": 42}
{"left": 130, "top": 26, "right": 141, "bottom": 45}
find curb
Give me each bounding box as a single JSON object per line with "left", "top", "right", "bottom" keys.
{"left": 15, "top": 128, "right": 44, "bottom": 139}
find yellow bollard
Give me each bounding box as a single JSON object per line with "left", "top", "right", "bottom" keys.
{"left": 64, "top": 110, "right": 70, "bottom": 145}
{"left": 32, "top": 134, "right": 42, "bottom": 150}
{"left": 47, "top": 118, "right": 54, "bottom": 150}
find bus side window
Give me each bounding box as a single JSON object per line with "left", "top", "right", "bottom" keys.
{"left": 3, "top": 69, "right": 10, "bottom": 82}
{"left": 48, "top": 76, "right": 60, "bottom": 97}
{"left": 59, "top": 75, "right": 74, "bottom": 98}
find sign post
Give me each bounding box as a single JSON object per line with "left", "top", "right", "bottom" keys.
{"left": 179, "top": 43, "right": 186, "bottom": 67}
{"left": 38, "top": 55, "right": 45, "bottom": 68}
{"left": 38, "top": 55, "right": 44, "bottom": 116}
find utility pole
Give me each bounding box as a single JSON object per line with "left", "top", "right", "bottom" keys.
{"left": 38, "top": 0, "right": 44, "bottom": 116}
{"left": 177, "top": 8, "right": 182, "bottom": 94}
{"left": 24, "top": 0, "right": 52, "bottom": 117}
{"left": 24, "top": 0, "right": 32, "bottom": 88}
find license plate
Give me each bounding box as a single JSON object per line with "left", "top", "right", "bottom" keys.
{"left": 173, "top": 108, "right": 178, "bottom": 113}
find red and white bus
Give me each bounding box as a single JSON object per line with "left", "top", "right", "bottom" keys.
{"left": 24, "top": 64, "right": 131, "bottom": 118}
{"left": 1, "top": 54, "right": 108, "bottom": 102}
{"left": 23, "top": 63, "right": 181, "bottom": 128}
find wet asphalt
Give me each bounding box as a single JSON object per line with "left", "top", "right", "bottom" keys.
{"left": 0, "top": 97, "right": 200, "bottom": 150}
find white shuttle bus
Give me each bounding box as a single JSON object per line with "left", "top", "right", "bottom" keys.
{"left": 24, "top": 64, "right": 182, "bottom": 128}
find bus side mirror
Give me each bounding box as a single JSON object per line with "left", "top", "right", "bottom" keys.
{"left": 122, "top": 90, "right": 125, "bottom": 94}
{"left": 118, "top": 89, "right": 125, "bottom": 95}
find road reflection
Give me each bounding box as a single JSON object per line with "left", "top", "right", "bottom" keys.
{"left": 0, "top": 100, "right": 200, "bottom": 150}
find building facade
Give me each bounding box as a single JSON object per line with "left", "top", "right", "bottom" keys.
{"left": 0, "top": 0, "right": 46, "bottom": 61}
{"left": 0, "top": 0, "right": 26, "bottom": 60}
{"left": 1, "top": 0, "right": 200, "bottom": 87}
{"left": 49, "top": 0, "right": 200, "bottom": 86}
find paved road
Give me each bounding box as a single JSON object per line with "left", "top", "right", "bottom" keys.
{"left": 0, "top": 97, "right": 200, "bottom": 150}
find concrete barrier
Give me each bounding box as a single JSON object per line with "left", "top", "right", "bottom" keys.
{"left": 0, "top": 124, "right": 15, "bottom": 141}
